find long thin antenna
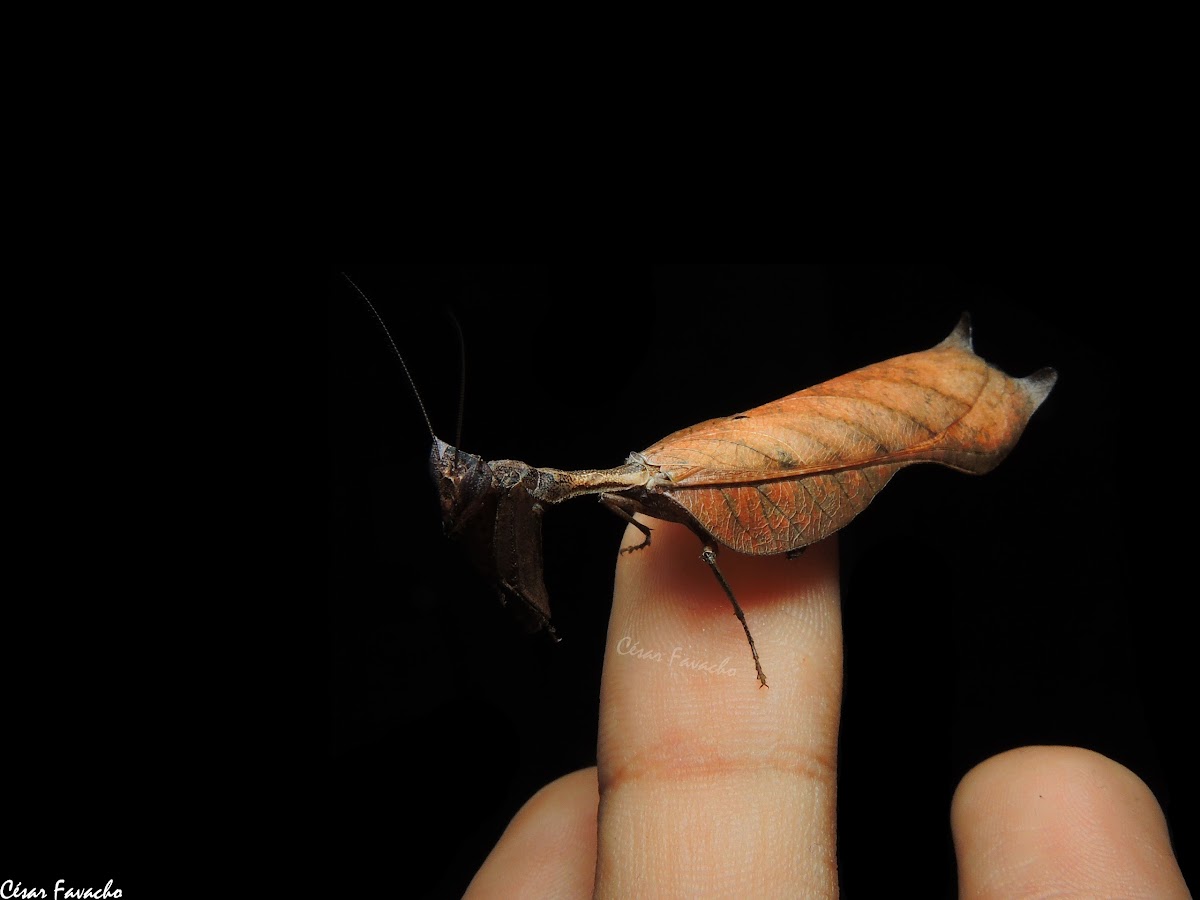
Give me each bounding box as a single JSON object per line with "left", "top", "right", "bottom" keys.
{"left": 448, "top": 312, "right": 467, "bottom": 449}
{"left": 341, "top": 272, "right": 437, "bottom": 440}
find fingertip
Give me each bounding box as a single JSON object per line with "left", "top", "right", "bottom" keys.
{"left": 952, "top": 746, "right": 1188, "bottom": 899}
{"left": 952, "top": 746, "right": 1161, "bottom": 832}
{"left": 465, "top": 767, "right": 598, "bottom": 899}
{"left": 610, "top": 516, "right": 841, "bottom": 701}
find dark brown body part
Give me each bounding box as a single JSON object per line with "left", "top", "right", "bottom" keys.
{"left": 432, "top": 314, "right": 1056, "bottom": 687}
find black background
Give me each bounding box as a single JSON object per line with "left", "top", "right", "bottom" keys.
{"left": 328, "top": 264, "right": 1191, "bottom": 897}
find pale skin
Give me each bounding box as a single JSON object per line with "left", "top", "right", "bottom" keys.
{"left": 465, "top": 517, "right": 1191, "bottom": 898}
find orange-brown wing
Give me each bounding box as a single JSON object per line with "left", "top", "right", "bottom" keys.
{"left": 639, "top": 315, "right": 1056, "bottom": 555}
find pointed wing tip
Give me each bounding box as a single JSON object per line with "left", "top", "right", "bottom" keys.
{"left": 1021, "top": 366, "right": 1058, "bottom": 408}
{"left": 938, "top": 312, "right": 973, "bottom": 351}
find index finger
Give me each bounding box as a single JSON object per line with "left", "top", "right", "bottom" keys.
{"left": 595, "top": 516, "right": 843, "bottom": 898}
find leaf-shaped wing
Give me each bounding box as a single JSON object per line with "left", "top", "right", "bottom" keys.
{"left": 640, "top": 316, "right": 1056, "bottom": 555}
